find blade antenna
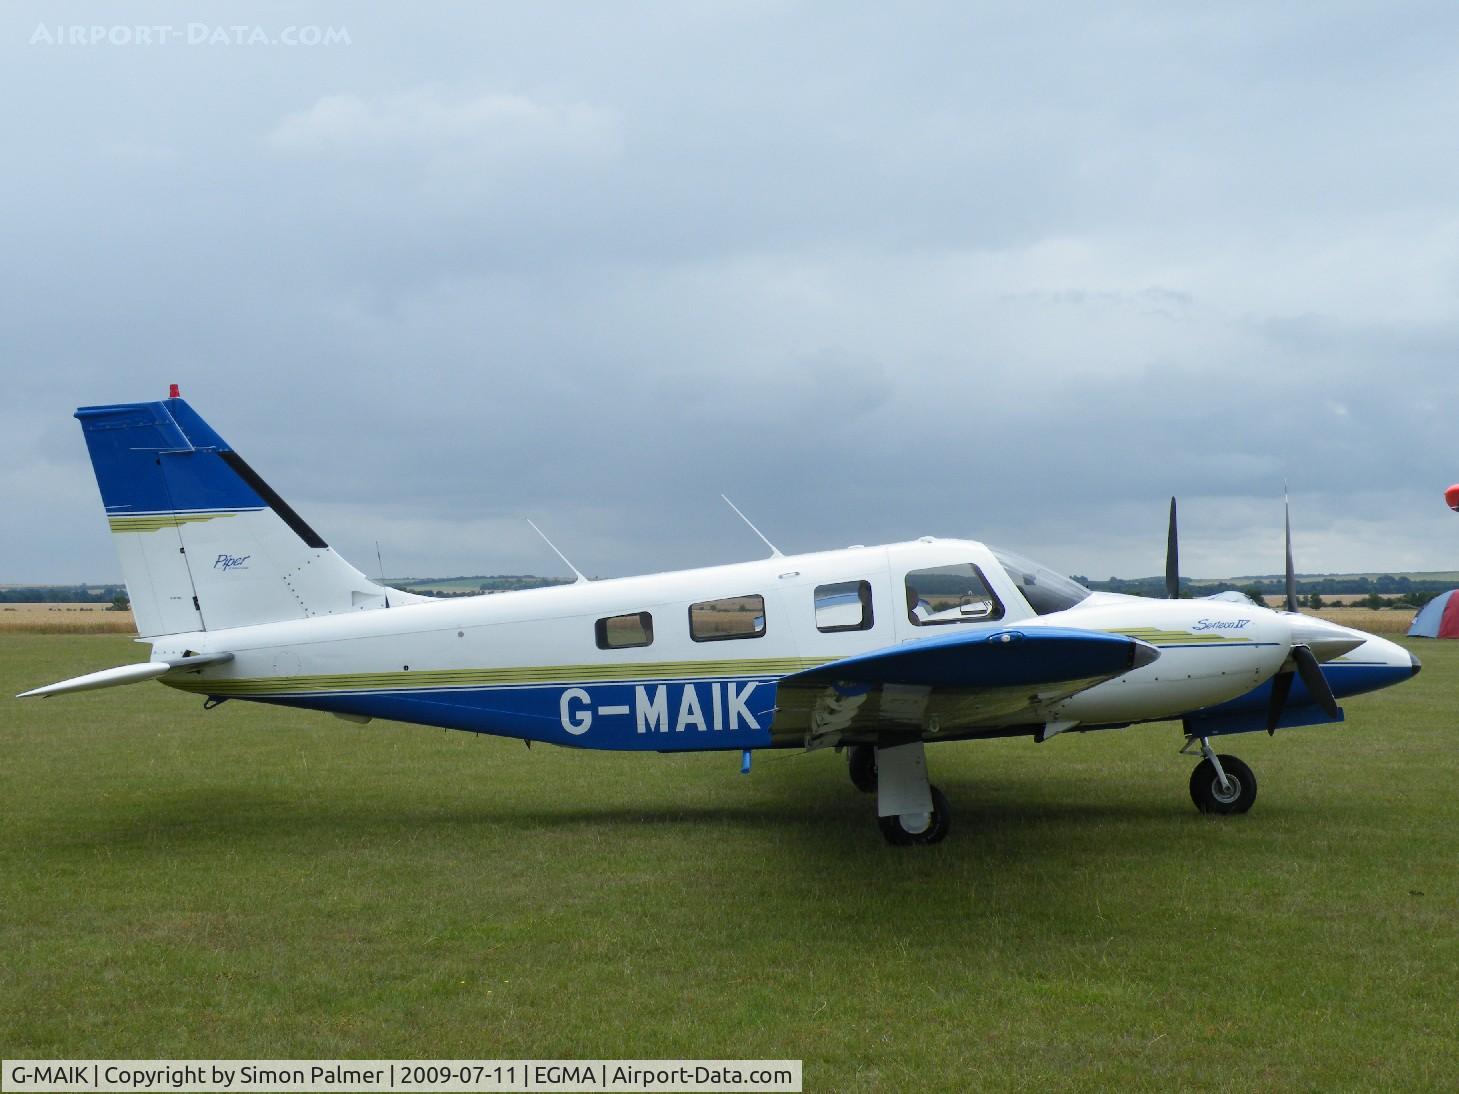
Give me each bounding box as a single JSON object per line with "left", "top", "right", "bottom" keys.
{"left": 1283, "top": 484, "right": 1298, "bottom": 613}
{"left": 526, "top": 519, "right": 589, "bottom": 584}
{"left": 721, "top": 494, "right": 783, "bottom": 558}
{"left": 1165, "top": 496, "right": 1180, "bottom": 599}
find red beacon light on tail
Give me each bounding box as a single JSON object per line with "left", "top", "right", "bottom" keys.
{"left": 168, "top": 384, "right": 180, "bottom": 399}
{"left": 1445, "top": 484, "right": 1459, "bottom": 512}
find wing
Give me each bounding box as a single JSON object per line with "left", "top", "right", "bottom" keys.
{"left": 769, "top": 626, "right": 1158, "bottom": 749}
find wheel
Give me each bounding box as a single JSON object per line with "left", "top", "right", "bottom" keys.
{"left": 1190, "top": 754, "right": 1257, "bottom": 814}
{"left": 848, "top": 745, "right": 877, "bottom": 793}
{"left": 878, "top": 785, "right": 951, "bottom": 846}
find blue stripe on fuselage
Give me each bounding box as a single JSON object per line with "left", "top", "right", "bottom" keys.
{"left": 252, "top": 678, "right": 780, "bottom": 751}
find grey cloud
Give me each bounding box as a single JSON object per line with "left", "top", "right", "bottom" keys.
{"left": 3, "top": 2, "right": 1459, "bottom": 584}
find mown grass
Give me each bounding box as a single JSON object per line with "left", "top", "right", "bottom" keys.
{"left": 3, "top": 635, "right": 1457, "bottom": 1090}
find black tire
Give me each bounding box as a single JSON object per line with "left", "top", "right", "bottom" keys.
{"left": 848, "top": 745, "right": 878, "bottom": 793}
{"left": 1190, "top": 754, "right": 1257, "bottom": 814}
{"left": 878, "top": 785, "right": 951, "bottom": 846}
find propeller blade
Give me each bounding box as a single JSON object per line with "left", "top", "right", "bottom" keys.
{"left": 1291, "top": 643, "right": 1340, "bottom": 719}
{"left": 1266, "top": 670, "right": 1294, "bottom": 733}
{"left": 1166, "top": 496, "right": 1179, "bottom": 599}
{"left": 1284, "top": 487, "right": 1298, "bottom": 613}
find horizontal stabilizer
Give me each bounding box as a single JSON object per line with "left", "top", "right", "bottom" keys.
{"left": 17, "top": 652, "right": 233, "bottom": 699}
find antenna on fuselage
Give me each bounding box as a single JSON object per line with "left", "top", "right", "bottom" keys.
{"left": 720, "top": 494, "right": 783, "bottom": 558}
{"left": 526, "top": 519, "right": 589, "bottom": 584}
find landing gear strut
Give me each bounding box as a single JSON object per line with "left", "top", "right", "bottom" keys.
{"left": 1186, "top": 735, "right": 1257, "bottom": 814}
{"left": 847, "top": 744, "right": 877, "bottom": 793}
{"left": 872, "top": 741, "right": 950, "bottom": 846}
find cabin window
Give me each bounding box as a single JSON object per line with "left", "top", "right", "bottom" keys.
{"left": 815, "top": 580, "right": 874, "bottom": 633}
{"left": 904, "top": 564, "right": 1003, "bottom": 625}
{"left": 689, "top": 594, "right": 766, "bottom": 642}
{"left": 595, "top": 611, "right": 654, "bottom": 650}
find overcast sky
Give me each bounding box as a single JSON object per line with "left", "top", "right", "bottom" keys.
{"left": 4, "top": 2, "right": 1458, "bottom": 586}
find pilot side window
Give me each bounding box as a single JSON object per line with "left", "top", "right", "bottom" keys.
{"left": 815, "top": 580, "right": 874, "bottom": 633}
{"left": 689, "top": 594, "right": 766, "bottom": 642}
{"left": 904, "top": 564, "right": 1004, "bottom": 625}
{"left": 595, "top": 611, "right": 654, "bottom": 650}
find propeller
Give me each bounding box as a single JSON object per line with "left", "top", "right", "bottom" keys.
{"left": 1266, "top": 489, "right": 1341, "bottom": 732}
{"left": 1266, "top": 643, "right": 1340, "bottom": 730}
{"left": 1284, "top": 485, "right": 1298, "bottom": 613}
{"left": 1165, "top": 497, "right": 1179, "bottom": 599}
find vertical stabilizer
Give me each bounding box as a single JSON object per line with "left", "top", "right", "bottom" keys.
{"left": 76, "top": 393, "right": 422, "bottom": 636}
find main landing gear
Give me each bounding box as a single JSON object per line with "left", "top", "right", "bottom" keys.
{"left": 847, "top": 744, "right": 878, "bottom": 794}
{"left": 1184, "top": 735, "right": 1258, "bottom": 814}
{"left": 848, "top": 742, "right": 950, "bottom": 846}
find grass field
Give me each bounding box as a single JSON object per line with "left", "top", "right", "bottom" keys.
{"left": 3, "top": 635, "right": 1457, "bottom": 1089}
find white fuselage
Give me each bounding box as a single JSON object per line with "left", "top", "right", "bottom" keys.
{"left": 145, "top": 537, "right": 1411, "bottom": 751}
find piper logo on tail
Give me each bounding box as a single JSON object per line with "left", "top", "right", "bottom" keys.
{"left": 213, "top": 553, "right": 251, "bottom": 571}
{"left": 559, "top": 682, "right": 764, "bottom": 736}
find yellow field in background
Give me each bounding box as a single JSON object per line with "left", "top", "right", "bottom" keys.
{"left": 0, "top": 604, "right": 135, "bottom": 634}
{"left": 1310, "top": 608, "right": 1414, "bottom": 635}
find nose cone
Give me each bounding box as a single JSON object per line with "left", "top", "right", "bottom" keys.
{"left": 1318, "top": 633, "right": 1422, "bottom": 702}
{"left": 1411, "top": 650, "right": 1423, "bottom": 677}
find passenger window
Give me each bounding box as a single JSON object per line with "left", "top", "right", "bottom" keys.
{"left": 595, "top": 611, "right": 654, "bottom": 650}
{"left": 689, "top": 594, "right": 766, "bottom": 642}
{"left": 904, "top": 564, "right": 1003, "bottom": 625}
{"left": 815, "top": 580, "right": 874, "bottom": 633}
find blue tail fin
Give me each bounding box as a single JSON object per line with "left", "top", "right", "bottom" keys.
{"left": 76, "top": 393, "right": 412, "bottom": 636}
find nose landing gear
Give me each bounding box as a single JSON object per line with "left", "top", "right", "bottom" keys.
{"left": 1185, "top": 735, "right": 1258, "bottom": 814}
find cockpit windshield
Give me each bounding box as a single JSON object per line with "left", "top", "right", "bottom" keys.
{"left": 989, "top": 546, "right": 1092, "bottom": 616}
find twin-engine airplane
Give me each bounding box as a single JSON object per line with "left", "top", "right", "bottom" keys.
{"left": 20, "top": 391, "right": 1421, "bottom": 844}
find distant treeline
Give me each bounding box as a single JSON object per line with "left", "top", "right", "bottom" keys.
{"left": 1076, "top": 574, "right": 1449, "bottom": 607}
{"left": 0, "top": 585, "right": 125, "bottom": 604}
{"left": 9, "top": 571, "right": 1451, "bottom": 607}
{"left": 393, "top": 575, "right": 574, "bottom": 598}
